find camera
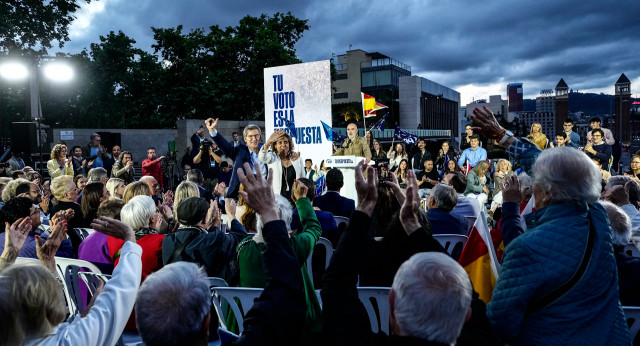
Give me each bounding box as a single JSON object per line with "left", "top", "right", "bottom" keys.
{"left": 200, "top": 139, "right": 213, "bottom": 151}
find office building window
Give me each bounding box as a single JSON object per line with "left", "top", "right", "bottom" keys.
{"left": 334, "top": 92, "right": 348, "bottom": 99}
{"left": 336, "top": 73, "right": 348, "bottom": 80}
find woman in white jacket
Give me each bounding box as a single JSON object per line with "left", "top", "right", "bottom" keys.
{"left": 258, "top": 130, "right": 305, "bottom": 201}
{"left": 387, "top": 142, "right": 408, "bottom": 172}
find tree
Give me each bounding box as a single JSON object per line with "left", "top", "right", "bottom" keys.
{"left": 0, "top": 0, "right": 92, "bottom": 55}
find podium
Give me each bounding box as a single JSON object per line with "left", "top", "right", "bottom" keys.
{"left": 324, "top": 156, "right": 366, "bottom": 206}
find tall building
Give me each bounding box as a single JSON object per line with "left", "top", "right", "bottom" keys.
{"left": 332, "top": 49, "right": 411, "bottom": 121}
{"left": 507, "top": 83, "right": 523, "bottom": 112}
{"left": 554, "top": 78, "right": 569, "bottom": 137}
{"left": 614, "top": 73, "right": 631, "bottom": 141}
{"left": 398, "top": 76, "right": 460, "bottom": 136}
{"left": 519, "top": 111, "right": 556, "bottom": 137}
{"left": 465, "top": 95, "right": 507, "bottom": 120}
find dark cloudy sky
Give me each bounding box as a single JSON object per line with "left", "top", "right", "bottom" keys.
{"left": 60, "top": 0, "right": 640, "bottom": 105}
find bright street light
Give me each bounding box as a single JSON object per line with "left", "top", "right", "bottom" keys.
{"left": 0, "top": 61, "right": 29, "bottom": 81}
{"left": 43, "top": 62, "right": 74, "bottom": 82}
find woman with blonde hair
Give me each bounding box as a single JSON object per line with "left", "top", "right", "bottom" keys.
{"left": 490, "top": 159, "right": 514, "bottom": 213}
{"left": 47, "top": 143, "right": 74, "bottom": 178}
{"left": 258, "top": 130, "right": 304, "bottom": 201}
{"left": 173, "top": 181, "right": 200, "bottom": 225}
{"left": 106, "top": 178, "right": 125, "bottom": 199}
{"left": 526, "top": 123, "right": 548, "bottom": 150}
{"left": 236, "top": 184, "right": 257, "bottom": 233}
{"left": 122, "top": 181, "right": 152, "bottom": 204}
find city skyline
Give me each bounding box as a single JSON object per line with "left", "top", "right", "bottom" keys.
{"left": 57, "top": 0, "right": 640, "bottom": 106}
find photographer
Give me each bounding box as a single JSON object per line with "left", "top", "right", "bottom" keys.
{"left": 193, "top": 139, "right": 222, "bottom": 184}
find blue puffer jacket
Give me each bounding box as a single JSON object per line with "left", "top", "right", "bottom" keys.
{"left": 487, "top": 202, "right": 631, "bottom": 345}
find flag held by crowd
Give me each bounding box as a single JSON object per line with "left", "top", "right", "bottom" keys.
{"left": 362, "top": 93, "right": 388, "bottom": 118}
{"left": 458, "top": 211, "right": 502, "bottom": 304}
{"left": 394, "top": 125, "right": 418, "bottom": 145}
{"left": 320, "top": 121, "right": 347, "bottom": 143}
{"left": 370, "top": 112, "right": 389, "bottom": 132}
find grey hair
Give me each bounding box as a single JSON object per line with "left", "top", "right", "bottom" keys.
{"left": 1, "top": 178, "right": 29, "bottom": 202}
{"left": 532, "top": 147, "right": 601, "bottom": 203}
{"left": 106, "top": 178, "right": 124, "bottom": 198}
{"left": 121, "top": 195, "right": 156, "bottom": 229}
{"left": 256, "top": 195, "right": 292, "bottom": 232}
{"left": 136, "top": 262, "right": 211, "bottom": 346}
{"left": 429, "top": 184, "right": 458, "bottom": 212}
{"left": 606, "top": 176, "right": 640, "bottom": 209}
{"left": 242, "top": 124, "right": 262, "bottom": 139}
{"left": 392, "top": 252, "right": 472, "bottom": 344}
{"left": 139, "top": 176, "right": 155, "bottom": 184}
{"left": 517, "top": 172, "right": 533, "bottom": 192}
{"left": 598, "top": 200, "right": 632, "bottom": 246}
{"left": 88, "top": 167, "right": 108, "bottom": 183}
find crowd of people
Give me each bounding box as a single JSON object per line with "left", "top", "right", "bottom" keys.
{"left": 0, "top": 110, "right": 639, "bottom": 345}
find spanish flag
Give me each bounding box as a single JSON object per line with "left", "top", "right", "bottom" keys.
{"left": 458, "top": 212, "right": 502, "bottom": 304}
{"left": 362, "top": 93, "right": 388, "bottom": 118}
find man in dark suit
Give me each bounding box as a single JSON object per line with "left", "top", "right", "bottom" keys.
{"left": 206, "top": 118, "right": 266, "bottom": 198}
{"left": 313, "top": 168, "right": 355, "bottom": 218}
{"left": 290, "top": 178, "right": 339, "bottom": 245}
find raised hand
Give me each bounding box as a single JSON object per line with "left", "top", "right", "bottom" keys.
{"left": 266, "top": 130, "right": 285, "bottom": 145}
{"left": 384, "top": 172, "right": 406, "bottom": 205}
{"left": 355, "top": 160, "right": 378, "bottom": 216}
{"left": 290, "top": 151, "right": 300, "bottom": 161}
{"left": 205, "top": 118, "right": 219, "bottom": 133}
{"left": 225, "top": 199, "right": 237, "bottom": 221}
{"left": 399, "top": 170, "right": 420, "bottom": 235}
{"left": 237, "top": 162, "right": 278, "bottom": 224}
{"left": 502, "top": 174, "right": 524, "bottom": 204}
{"left": 206, "top": 200, "right": 222, "bottom": 229}
{"left": 163, "top": 190, "right": 174, "bottom": 207}
{"left": 469, "top": 106, "right": 504, "bottom": 139}
{"left": 214, "top": 182, "right": 226, "bottom": 197}
{"left": 0, "top": 218, "right": 32, "bottom": 263}
{"left": 91, "top": 217, "right": 136, "bottom": 243}
{"left": 291, "top": 179, "right": 308, "bottom": 202}
{"left": 36, "top": 219, "right": 67, "bottom": 273}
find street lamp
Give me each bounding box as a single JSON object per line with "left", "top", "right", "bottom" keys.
{"left": 0, "top": 57, "right": 74, "bottom": 175}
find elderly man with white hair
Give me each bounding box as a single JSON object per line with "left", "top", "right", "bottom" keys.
{"left": 323, "top": 161, "right": 490, "bottom": 345}
{"left": 425, "top": 184, "right": 467, "bottom": 236}
{"left": 599, "top": 200, "right": 640, "bottom": 307}
{"left": 471, "top": 106, "right": 630, "bottom": 345}
{"left": 603, "top": 176, "right": 640, "bottom": 251}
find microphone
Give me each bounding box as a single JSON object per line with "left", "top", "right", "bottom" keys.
{"left": 343, "top": 139, "right": 351, "bottom": 149}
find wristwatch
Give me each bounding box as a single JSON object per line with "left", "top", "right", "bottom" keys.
{"left": 498, "top": 130, "right": 514, "bottom": 146}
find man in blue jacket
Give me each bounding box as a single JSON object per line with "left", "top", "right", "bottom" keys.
{"left": 205, "top": 118, "right": 266, "bottom": 198}
{"left": 313, "top": 168, "right": 355, "bottom": 218}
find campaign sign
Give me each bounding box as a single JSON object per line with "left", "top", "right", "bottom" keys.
{"left": 263, "top": 60, "right": 332, "bottom": 167}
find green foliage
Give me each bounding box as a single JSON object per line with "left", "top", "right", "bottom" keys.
{"left": 0, "top": 0, "right": 91, "bottom": 55}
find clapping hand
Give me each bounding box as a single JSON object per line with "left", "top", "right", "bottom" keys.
{"left": 36, "top": 219, "right": 67, "bottom": 273}
{"left": 237, "top": 162, "right": 278, "bottom": 224}
{"left": 206, "top": 200, "right": 222, "bottom": 229}
{"left": 214, "top": 182, "right": 226, "bottom": 198}
{"left": 399, "top": 170, "right": 421, "bottom": 235}
{"left": 225, "top": 199, "right": 237, "bottom": 221}
{"left": 384, "top": 172, "right": 405, "bottom": 205}
{"left": 501, "top": 175, "right": 524, "bottom": 204}
{"left": 0, "top": 218, "right": 32, "bottom": 263}
{"left": 355, "top": 160, "right": 378, "bottom": 217}
{"left": 291, "top": 180, "right": 308, "bottom": 202}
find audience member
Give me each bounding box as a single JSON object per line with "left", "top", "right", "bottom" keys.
{"left": 162, "top": 196, "right": 247, "bottom": 281}
{"left": 444, "top": 171, "right": 481, "bottom": 220}
{"left": 460, "top": 124, "right": 475, "bottom": 151}
{"left": 395, "top": 159, "right": 409, "bottom": 186}
{"left": 464, "top": 161, "right": 491, "bottom": 210}
{"left": 173, "top": 181, "right": 201, "bottom": 226}
{"left": 187, "top": 169, "right": 213, "bottom": 201}
{"left": 11, "top": 170, "right": 25, "bottom": 180}
{"left": 111, "top": 151, "right": 135, "bottom": 184}
{"left": 416, "top": 158, "right": 440, "bottom": 198}
{"left": 80, "top": 182, "right": 110, "bottom": 227}
{"left": 584, "top": 128, "right": 612, "bottom": 171}
{"left": 625, "top": 154, "right": 640, "bottom": 182}
{"left": 74, "top": 174, "right": 88, "bottom": 192}
{"left": 87, "top": 167, "right": 108, "bottom": 185}
{"left": 47, "top": 143, "right": 74, "bottom": 178}
{"left": 290, "top": 177, "right": 339, "bottom": 245}
{"left": 603, "top": 176, "right": 640, "bottom": 249}
{"left": 78, "top": 198, "right": 125, "bottom": 274}
{"left": 82, "top": 132, "right": 110, "bottom": 169}
{"left": 526, "top": 122, "right": 547, "bottom": 150}
{"left": 106, "top": 178, "right": 125, "bottom": 199}
{"left": 49, "top": 175, "right": 83, "bottom": 232}
{"left": 426, "top": 184, "right": 468, "bottom": 236}
{"left": 122, "top": 181, "right": 152, "bottom": 204}
{"left": 104, "top": 145, "right": 121, "bottom": 176}
{"left": 561, "top": 119, "right": 581, "bottom": 149}
{"left": 387, "top": 142, "right": 408, "bottom": 172}
{"left": 409, "top": 138, "right": 431, "bottom": 171}
{"left": 586, "top": 117, "right": 615, "bottom": 145}
{"left": 490, "top": 159, "right": 513, "bottom": 213}
{"left": 219, "top": 161, "right": 232, "bottom": 186}
{"left": 313, "top": 168, "right": 355, "bottom": 217}
{"left": 470, "top": 106, "right": 630, "bottom": 345}
{"left": 141, "top": 148, "right": 165, "bottom": 191}
{"left": 599, "top": 200, "right": 640, "bottom": 306}
{"left": 303, "top": 158, "right": 316, "bottom": 180}
{"left": 237, "top": 186, "right": 322, "bottom": 344}
{"left": 548, "top": 131, "right": 567, "bottom": 148}
{"left": 70, "top": 145, "right": 86, "bottom": 175}
{"left": 458, "top": 135, "right": 487, "bottom": 170}
{"left": 371, "top": 140, "right": 386, "bottom": 160}
{"left": 435, "top": 140, "right": 458, "bottom": 171}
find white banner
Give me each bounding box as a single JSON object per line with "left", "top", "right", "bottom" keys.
{"left": 263, "top": 60, "right": 332, "bottom": 169}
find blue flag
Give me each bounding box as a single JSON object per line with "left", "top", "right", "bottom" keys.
{"left": 314, "top": 174, "right": 326, "bottom": 196}
{"left": 394, "top": 125, "right": 419, "bottom": 145}
{"left": 321, "top": 121, "right": 333, "bottom": 141}
{"left": 370, "top": 112, "right": 388, "bottom": 131}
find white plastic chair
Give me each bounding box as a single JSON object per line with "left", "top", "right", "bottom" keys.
{"left": 623, "top": 306, "right": 640, "bottom": 343}
{"left": 211, "top": 287, "right": 263, "bottom": 334}
{"left": 357, "top": 287, "right": 391, "bottom": 334}
{"left": 433, "top": 234, "right": 468, "bottom": 257}
{"left": 55, "top": 257, "right": 102, "bottom": 315}
{"left": 623, "top": 243, "right": 640, "bottom": 258}
{"left": 306, "top": 237, "right": 334, "bottom": 282}
{"left": 334, "top": 216, "right": 349, "bottom": 228}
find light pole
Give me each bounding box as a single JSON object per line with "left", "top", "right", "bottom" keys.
{"left": 0, "top": 57, "right": 74, "bottom": 175}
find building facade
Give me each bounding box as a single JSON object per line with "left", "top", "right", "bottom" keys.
{"left": 554, "top": 78, "right": 569, "bottom": 137}
{"left": 614, "top": 73, "right": 632, "bottom": 142}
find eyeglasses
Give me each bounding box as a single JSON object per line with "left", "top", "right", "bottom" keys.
{"left": 30, "top": 189, "right": 42, "bottom": 194}
{"left": 631, "top": 161, "right": 640, "bottom": 165}
{"left": 245, "top": 134, "right": 260, "bottom": 139}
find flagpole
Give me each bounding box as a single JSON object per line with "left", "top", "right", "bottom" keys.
{"left": 361, "top": 92, "right": 366, "bottom": 131}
